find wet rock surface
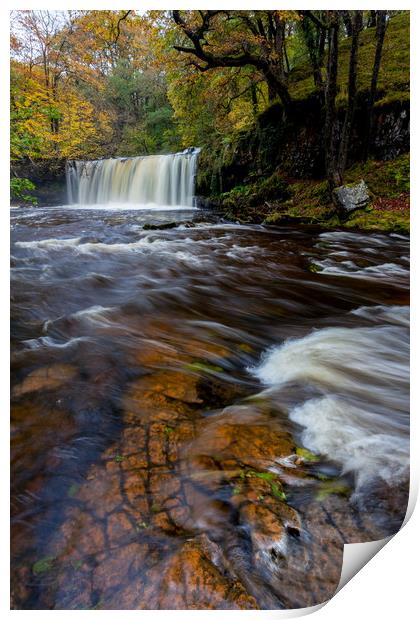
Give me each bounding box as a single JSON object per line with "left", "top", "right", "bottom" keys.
{"left": 11, "top": 339, "right": 402, "bottom": 610}
{"left": 11, "top": 207, "right": 409, "bottom": 609}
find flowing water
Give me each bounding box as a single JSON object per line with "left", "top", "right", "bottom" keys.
{"left": 11, "top": 195, "right": 409, "bottom": 608}
{"left": 66, "top": 148, "right": 199, "bottom": 207}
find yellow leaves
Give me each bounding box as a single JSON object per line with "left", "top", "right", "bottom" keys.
{"left": 54, "top": 90, "right": 114, "bottom": 160}
{"left": 274, "top": 10, "right": 301, "bottom": 22}
{"left": 11, "top": 61, "right": 113, "bottom": 160}
{"left": 228, "top": 100, "right": 254, "bottom": 133}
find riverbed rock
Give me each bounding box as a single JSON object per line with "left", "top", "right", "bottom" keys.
{"left": 12, "top": 363, "right": 78, "bottom": 397}
{"left": 154, "top": 536, "right": 259, "bottom": 609}
{"left": 143, "top": 221, "right": 178, "bottom": 230}
{"left": 332, "top": 180, "right": 369, "bottom": 215}
{"left": 13, "top": 326, "right": 400, "bottom": 610}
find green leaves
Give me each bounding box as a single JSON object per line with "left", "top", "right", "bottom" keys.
{"left": 10, "top": 177, "right": 37, "bottom": 205}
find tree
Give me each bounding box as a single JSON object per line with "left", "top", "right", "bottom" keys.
{"left": 298, "top": 12, "right": 326, "bottom": 94}
{"left": 10, "top": 9, "right": 178, "bottom": 161}
{"left": 363, "top": 11, "right": 388, "bottom": 160}
{"left": 170, "top": 10, "right": 298, "bottom": 111}
{"left": 323, "top": 11, "right": 341, "bottom": 188}
{"left": 336, "top": 10, "right": 364, "bottom": 181}
{"left": 302, "top": 10, "right": 364, "bottom": 190}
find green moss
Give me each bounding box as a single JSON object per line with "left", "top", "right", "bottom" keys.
{"left": 67, "top": 483, "right": 80, "bottom": 498}
{"left": 308, "top": 264, "right": 322, "bottom": 273}
{"left": 345, "top": 154, "right": 410, "bottom": 197}
{"left": 32, "top": 556, "right": 55, "bottom": 575}
{"left": 219, "top": 171, "right": 290, "bottom": 215}
{"left": 185, "top": 361, "right": 224, "bottom": 373}
{"left": 270, "top": 483, "right": 287, "bottom": 501}
{"left": 343, "top": 210, "right": 409, "bottom": 234}
{"left": 247, "top": 470, "right": 275, "bottom": 481}
{"left": 238, "top": 343, "right": 254, "bottom": 353}
{"left": 261, "top": 155, "right": 409, "bottom": 233}
{"left": 289, "top": 13, "right": 409, "bottom": 106}
{"left": 240, "top": 468, "right": 287, "bottom": 501}
{"left": 316, "top": 480, "right": 351, "bottom": 501}
{"left": 264, "top": 212, "right": 286, "bottom": 225}
{"left": 296, "top": 447, "right": 320, "bottom": 462}
{"left": 315, "top": 472, "right": 330, "bottom": 482}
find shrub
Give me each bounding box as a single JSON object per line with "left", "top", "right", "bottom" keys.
{"left": 10, "top": 177, "right": 37, "bottom": 205}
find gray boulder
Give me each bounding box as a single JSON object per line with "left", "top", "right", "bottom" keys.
{"left": 332, "top": 180, "right": 369, "bottom": 216}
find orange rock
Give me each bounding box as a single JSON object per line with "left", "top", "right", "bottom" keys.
{"left": 240, "top": 503, "right": 286, "bottom": 556}
{"left": 12, "top": 364, "right": 78, "bottom": 397}
{"left": 135, "top": 371, "right": 202, "bottom": 404}
{"left": 187, "top": 405, "right": 294, "bottom": 467}
{"left": 156, "top": 537, "right": 259, "bottom": 609}
{"left": 91, "top": 542, "right": 149, "bottom": 606}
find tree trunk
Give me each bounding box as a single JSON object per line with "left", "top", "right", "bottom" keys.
{"left": 324, "top": 12, "right": 341, "bottom": 189}
{"left": 368, "top": 11, "right": 377, "bottom": 28}
{"left": 363, "top": 11, "right": 387, "bottom": 161}
{"left": 300, "top": 14, "right": 325, "bottom": 94}
{"left": 337, "top": 11, "right": 363, "bottom": 176}
{"left": 316, "top": 28, "right": 326, "bottom": 93}
{"left": 341, "top": 11, "right": 353, "bottom": 37}
{"left": 250, "top": 82, "right": 258, "bottom": 115}
{"left": 267, "top": 80, "right": 277, "bottom": 103}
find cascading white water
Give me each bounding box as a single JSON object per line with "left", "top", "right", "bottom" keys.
{"left": 66, "top": 148, "right": 199, "bottom": 207}
{"left": 251, "top": 305, "right": 410, "bottom": 494}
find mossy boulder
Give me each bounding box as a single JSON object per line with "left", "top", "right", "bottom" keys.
{"left": 332, "top": 180, "right": 370, "bottom": 216}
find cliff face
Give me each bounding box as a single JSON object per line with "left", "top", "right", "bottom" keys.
{"left": 11, "top": 159, "right": 67, "bottom": 206}
{"left": 197, "top": 98, "right": 410, "bottom": 197}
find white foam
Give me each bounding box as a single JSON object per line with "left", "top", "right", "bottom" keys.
{"left": 311, "top": 258, "right": 409, "bottom": 281}
{"left": 350, "top": 304, "right": 409, "bottom": 326}
{"left": 289, "top": 396, "right": 409, "bottom": 489}
{"left": 16, "top": 237, "right": 82, "bottom": 250}
{"left": 64, "top": 203, "right": 197, "bottom": 211}
{"left": 251, "top": 309, "right": 409, "bottom": 491}
{"left": 15, "top": 236, "right": 173, "bottom": 256}
{"left": 318, "top": 231, "right": 390, "bottom": 246}
{"left": 22, "top": 336, "right": 91, "bottom": 350}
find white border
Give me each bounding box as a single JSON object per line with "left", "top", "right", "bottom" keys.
{"left": 2, "top": 2, "right": 417, "bottom": 618}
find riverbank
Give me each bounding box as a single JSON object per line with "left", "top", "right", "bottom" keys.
{"left": 214, "top": 154, "right": 409, "bottom": 234}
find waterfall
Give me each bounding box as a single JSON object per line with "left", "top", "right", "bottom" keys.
{"left": 66, "top": 148, "right": 199, "bottom": 207}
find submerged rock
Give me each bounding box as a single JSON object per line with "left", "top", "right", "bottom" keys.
{"left": 154, "top": 536, "right": 258, "bottom": 609}
{"left": 143, "top": 222, "right": 178, "bottom": 230}
{"left": 12, "top": 363, "right": 78, "bottom": 397}
{"left": 332, "top": 180, "right": 369, "bottom": 215}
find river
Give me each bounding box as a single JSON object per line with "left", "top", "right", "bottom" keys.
{"left": 11, "top": 203, "right": 409, "bottom": 609}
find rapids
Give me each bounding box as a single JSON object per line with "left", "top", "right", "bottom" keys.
{"left": 11, "top": 203, "right": 410, "bottom": 610}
